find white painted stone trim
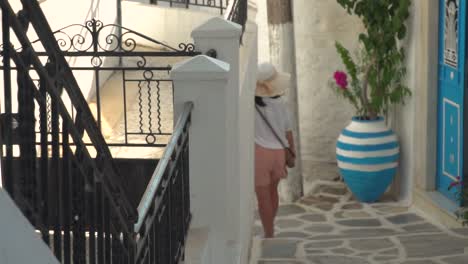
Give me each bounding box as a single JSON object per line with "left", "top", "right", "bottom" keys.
{"left": 191, "top": 17, "right": 242, "bottom": 38}
{"left": 0, "top": 189, "right": 59, "bottom": 264}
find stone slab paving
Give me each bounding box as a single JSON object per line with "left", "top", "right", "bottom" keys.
{"left": 250, "top": 180, "right": 468, "bottom": 264}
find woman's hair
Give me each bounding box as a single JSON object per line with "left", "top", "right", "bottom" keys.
{"left": 255, "top": 96, "right": 266, "bottom": 107}
{"left": 255, "top": 95, "right": 281, "bottom": 107}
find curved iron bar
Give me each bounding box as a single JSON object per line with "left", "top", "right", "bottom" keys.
{"left": 155, "top": 80, "right": 162, "bottom": 134}
{"left": 2, "top": 18, "right": 198, "bottom": 55}
{"left": 136, "top": 55, "right": 147, "bottom": 68}
{"left": 137, "top": 81, "right": 144, "bottom": 133}
{"left": 33, "top": 22, "right": 95, "bottom": 52}
{"left": 96, "top": 21, "right": 194, "bottom": 52}
{"left": 55, "top": 19, "right": 196, "bottom": 53}
{"left": 134, "top": 101, "right": 193, "bottom": 232}
{"left": 146, "top": 80, "right": 153, "bottom": 135}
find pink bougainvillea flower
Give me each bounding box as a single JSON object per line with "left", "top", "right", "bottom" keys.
{"left": 448, "top": 176, "right": 462, "bottom": 190}
{"left": 333, "top": 71, "right": 348, "bottom": 89}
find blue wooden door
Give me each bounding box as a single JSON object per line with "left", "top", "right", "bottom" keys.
{"left": 437, "top": 0, "right": 466, "bottom": 202}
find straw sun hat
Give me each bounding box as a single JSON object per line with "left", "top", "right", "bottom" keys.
{"left": 256, "top": 62, "right": 291, "bottom": 97}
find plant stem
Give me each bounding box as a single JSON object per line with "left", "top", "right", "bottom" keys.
{"left": 361, "top": 65, "right": 371, "bottom": 117}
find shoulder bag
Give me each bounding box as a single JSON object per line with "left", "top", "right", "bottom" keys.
{"left": 255, "top": 105, "right": 296, "bottom": 168}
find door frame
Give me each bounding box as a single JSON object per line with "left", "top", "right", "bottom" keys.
{"left": 436, "top": 0, "right": 468, "bottom": 206}
{"left": 436, "top": 0, "right": 467, "bottom": 203}
{"left": 411, "top": 0, "right": 466, "bottom": 225}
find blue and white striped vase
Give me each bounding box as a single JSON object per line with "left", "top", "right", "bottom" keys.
{"left": 336, "top": 117, "right": 399, "bottom": 203}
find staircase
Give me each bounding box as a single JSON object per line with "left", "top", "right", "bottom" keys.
{"left": 0, "top": 0, "right": 192, "bottom": 263}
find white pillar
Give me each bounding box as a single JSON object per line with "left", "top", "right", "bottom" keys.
{"left": 191, "top": 17, "right": 243, "bottom": 246}
{"left": 171, "top": 55, "right": 231, "bottom": 263}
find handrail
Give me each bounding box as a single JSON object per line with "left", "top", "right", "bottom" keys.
{"left": 226, "top": 0, "right": 247, "bottom": 42}
{"left": 226, "top": 0, "right": 238, "bottom": 20}
{"left": 135, "top": 101, "right": 194, "bottom": 232}
{"left": 150, "top": 0, "right": 229, "bottom": 15}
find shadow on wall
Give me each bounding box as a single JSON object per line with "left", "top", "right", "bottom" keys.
{"left": 38, "top": 0, "right": 119, "bottom": 101}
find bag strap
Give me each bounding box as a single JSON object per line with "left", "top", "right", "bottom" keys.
{"left": 255, "top": 105, "right": 294, "bottom": 156}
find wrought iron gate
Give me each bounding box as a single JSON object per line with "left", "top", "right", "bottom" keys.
{"left": 2, "top": 18, "right": 200, "bottom": 148}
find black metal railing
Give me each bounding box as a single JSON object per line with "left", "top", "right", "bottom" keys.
{"left": 1, "top": 1, "right": 193, "bottom": 263}
{"left": 134, "top": 101, "right": 192, "bottom": 264}
{"left": 0, "top": 0, "right": 137, "bottom": 262}
{"left": 0, "top": 18, "right": 200, "bottom": 148}
{"left": 227, "top": 0, "right": 248, "bottom": 42}
{"left": 150, "top": 0, "right": 229, "bottom": 15}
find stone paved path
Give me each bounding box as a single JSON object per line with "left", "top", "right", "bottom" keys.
{"left": 250, "top": 180, "right": 468, "bottom": 264}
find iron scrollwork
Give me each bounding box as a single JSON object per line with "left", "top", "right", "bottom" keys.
{"left": 1, "top": 17, "right": 200, "bottom": 147}
{"left": 28, "top": 18, "right": 197, "bottom": 54}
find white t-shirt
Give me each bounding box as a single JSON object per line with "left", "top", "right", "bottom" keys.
{"left": 255, "top": 97, "right": 292, "bottom": 149}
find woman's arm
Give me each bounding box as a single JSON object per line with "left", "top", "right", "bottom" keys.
{"left": 286, "top": 130, "right": 296, "bottom": 157}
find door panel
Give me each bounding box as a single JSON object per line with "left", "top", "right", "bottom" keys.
{"left": 437, "top": 0, "right": 466, "bottom": 202}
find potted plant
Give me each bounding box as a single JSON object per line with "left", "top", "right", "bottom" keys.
{"left": 448, "top": 177, "right": 468, "bottom": 226}
{"left": 330, "top": 0, "right": 412, "bottom": 202}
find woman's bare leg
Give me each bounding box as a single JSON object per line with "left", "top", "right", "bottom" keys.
{"left": 256, "top": 185, "right": 275, "bottom": 238}
{"left": 270, "top": 179, "right": 280, "bottom": 218}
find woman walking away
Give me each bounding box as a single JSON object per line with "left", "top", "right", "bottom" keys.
{"left": 255, "top": 62, "right": 296, "bottom": 238}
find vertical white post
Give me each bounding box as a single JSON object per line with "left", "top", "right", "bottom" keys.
{"left": 171, "top": 55, "right": 231, "bottom": 263}
{"left": 191, "top": 16, "right": 243, "bottom": 248}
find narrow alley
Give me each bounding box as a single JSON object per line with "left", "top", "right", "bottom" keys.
{"left": 250, "top": 180, "right": 468, "bottom": 264}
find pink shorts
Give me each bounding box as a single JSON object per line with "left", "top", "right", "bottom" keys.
{"left": 255, "top": 144, "right": 287, "bottom": 187}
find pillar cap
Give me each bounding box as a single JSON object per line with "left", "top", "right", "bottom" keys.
{"left": 171, "top": 55, "right": 230, "bottom": 81}
{"left": 192, "top": 17, "right": 242, "bottom": 39}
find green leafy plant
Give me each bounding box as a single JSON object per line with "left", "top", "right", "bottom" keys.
{"left": 448, "top": 177, "right": 468, "bottom": 226}
{"left": 330, "top": 0, "right": 412, "bottom": 120}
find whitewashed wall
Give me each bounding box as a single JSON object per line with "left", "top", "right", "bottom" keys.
{"left": 122, "top": 1, "right": 219, "bottom": 49}
{"left": 125, "top": 0, "right": 227, "bottom": 15}
{"left": 391, "top": 1, "right": 419, "bottom": 203}
{"left": 255, "top": 0, "right": 270, "bottom": 63}
{"left": 292, "top": 0, "right": 362, "bottom": 194}
{"left": 238, "top": 2, "right": 258, "bottom": 261}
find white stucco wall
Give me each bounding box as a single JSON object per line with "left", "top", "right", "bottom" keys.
{"left": 125, "top": 0, "right": 227, "bottom": 14}
{"left": 255, "top": 0, "right": 270, "bottom": 63}
{"left": 391, "top": 1, "right": 419, "bottom": 203}
{"left": 122, "top": 1, "right": 219, "bottom": 49}
{"left": 292, "top": 0, "right": 363, "bottom": 194}
{"left": 238, "top": 6, "right": 258, "bottom": 261}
